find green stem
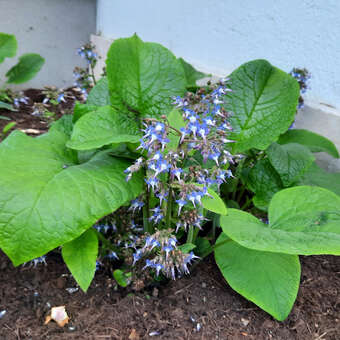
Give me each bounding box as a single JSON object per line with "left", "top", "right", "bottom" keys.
{"left": 165, "top": 169, "right": 173, "bottom": 229}
{"left": 241, "top": 196, "right": 252, "bottom": 210}
{"left": 89, "top": 63, "right": 97, "bottom": 85}
{"left": 200, "top": 238, "right": 232, "bottom": 259}
{"left": 143, "top": 177, "right": 152, "bottom": 234}
{"left": 187, "top": 225, "right": 194, "bottom": 244}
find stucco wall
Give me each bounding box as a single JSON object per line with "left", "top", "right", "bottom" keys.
{"left": 97, "top": 0, "right": 340, "bottom": 116}
{"left": 0, "top": 0, "right": 96, "bottom": 89}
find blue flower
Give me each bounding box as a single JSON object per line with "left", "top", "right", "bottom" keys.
{"left": 171, "top": 168, "right": 183, "bottom": 181}
{"left": 107, "top": 251, "right": 119, "bottom": 260}
{"left": 163, "top": 244, "right": 173, "bottom": 256}
{"left": 132, "top": 249, "right": 143, "bottom": 265}
{"left": 156, "top": 191, "right": 168, "bottom": 205}
{"left": 57, "top": 93, "right": 66, "bottom": 103}
{"left": 176, "top": 199, "right": 187, "bottom": 215}
{"left": 184, "top": 251, "right": 200, "bottom": 264}
{"left": 145, "top": 176, "right": 159, "bottom": 191}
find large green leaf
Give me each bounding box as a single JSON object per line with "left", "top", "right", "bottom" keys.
{"left": 106, "top": 34, "right": 186, "bottom": 118}
{"left": 178, "top": 57, "right": 210, "bottom": 87}
{"left": 62, "top": 228, "right": 98, "bottom": 292}
{"left": 6, "top": 53, "right": 44, "bottom": 84}
{"left": 246, "top": 159, "right": 283, "bottom": 210}
{"left": 0, "top": 130, "right": 143, "bottom": 265}
{"left": 278, "top": 129, "right": 339, "bottom": 158}
{"left": 298, "top": 162, "right": 340, "bottom": 196}
{"left": 0, "top": 33, "right": 17, "bottom": 63}
{"left": 225, "top": 60, "right": 300, "bottom": 152}
{"left": 220, "top": 187, "right": 340, "bottom": 255}
{"left": 268, "top": 186, "right": 340, "bottom": 232}
{"left": 87, "top": 77, "right": 110, "bottom": 106}
{"left": 215, "top": 233, "right": 300, "bottom": 321}
{"left": 266, "top": 143, "right": 314, "bottom": 186}
{"left": 67, "top": 106, "right": 141, "bottom": 150}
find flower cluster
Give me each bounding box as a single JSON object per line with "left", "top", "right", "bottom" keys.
{"left": 73, "top": 43, "right": 98, "bottom": 96}
{"left": 125, "top": 79, "right": 238, "bottom": 233}
{"left": 42, "top": 86, "right": 67, "bottom": 105}
{"left": 77, "top": 44, "right": 97, "bottom": 66}
{"left": 290, "top": 67, "right": 311, "bottom": 109}
{"left": 132, "top": 230, "right": 199, "bottom": 279}
{"left": 12, "top": 92, "right": 29, "bottom": 108}
{"left": 23, "top": 255, "right": 47, "bottom": 267}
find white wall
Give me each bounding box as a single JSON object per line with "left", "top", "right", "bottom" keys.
{"left": 0, "top": 0, "right": 96, "bottom": 89}
{"left": 97, "top": 0, "right": 340, "bottom": 116}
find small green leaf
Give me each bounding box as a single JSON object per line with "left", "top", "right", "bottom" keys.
{"left": 166, "top": 108, "right": 185, "bottom": 150}
{"left": 246, "top": 159, "right": 283, "bottom": 211}
{"left": 0, "top": 33, "right": 17, "bottom": 63}
{"left": 106, "top": 34, "right": 186, "bottom": 118}
{"left": 62, "top": 229, "right": 98, "bottom": 292}
{"left": 225, "top": 59, "right": 300, "bottom": 152}
{"left": 6, "top": 53, "right": 44, "bottom": 84}
{"left": 278, "top": 129, "right": 339, "bottom": 158}
{"left": 266, "top": 143, "right": 314, "bottom": 186}
{"left": 215, "top": 233, "right": 300, "bottom": 321}
{"left": 196, "top": 185, "right": 227, "bottom": 215}
{"left": 113, "top": 269, "right": 131, "bottom": 287}
{"left": 298, "top": 162, "right": 340, "bottom": 196}
{"left": 178, "top": 57, "right": 210, "bottom": 87}
{"left": 2, "top": 121, "right": 16, "bottom": 134}
{"left": 87, "top": 77, "right": 110, "bottom": 106}
{"left": 178, "top": 243, "right": 196, "bottom": 253}
{"left": 67, "top": 106, "right": 141, "bottom": 150}
{"left": 0, "top": 101, "right": 16, "bottom": 111}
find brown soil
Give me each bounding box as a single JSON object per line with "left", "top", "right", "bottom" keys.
{"left": 0, "top": 251, "right": 339, "bottom": 340}
{"left": 0, "top": 91, "right": 339, "bottom": 339}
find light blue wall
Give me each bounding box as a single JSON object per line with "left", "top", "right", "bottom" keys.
{"left": 97, "top": 0, "right": 340, "bottom": 113}
{"left": 0, "top": 0, "right": 96, "bottom": 88}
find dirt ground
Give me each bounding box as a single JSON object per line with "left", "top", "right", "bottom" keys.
{"left": 0, "top": 251, "right": 339, "bottom": 340}
{"left": 0, "top": 91, "right": 339, "bottom": 339}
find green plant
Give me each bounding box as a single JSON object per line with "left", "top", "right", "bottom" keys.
{"left": 0, "top": 32, "right": 44, "bottom": 110}
{"left": 0, "top": 34, "right": 339, "bottom": 322}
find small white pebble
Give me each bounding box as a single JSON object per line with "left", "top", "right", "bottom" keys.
{"left": 0, "top": 310, "right": 6, "bottom": 319}
{"left": 149, "top": 331, "right": 160, "bottom": 336}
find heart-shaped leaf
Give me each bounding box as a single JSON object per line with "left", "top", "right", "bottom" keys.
{"left": 220, "top": 187, "right": 340, "bottom": 255}
{"left": 266, "top": 143, "right": 314, "bottom": 186}
{"left": 106, "top": 34, "right": 186, "bottom": 118}
{"left": 67, "top": 106, "right": 141, "bottom": 150}
{"left": 215, "top": 233, "right": 300, "bottom": 321}
{"left": 278, "top": 129, "right": 339, "bottom": 158}
{"left": 0, "top": 129, "right": 142, "bottom": 265}
{"left": 225, "top": 59, "right": 300, "bottom": 152}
